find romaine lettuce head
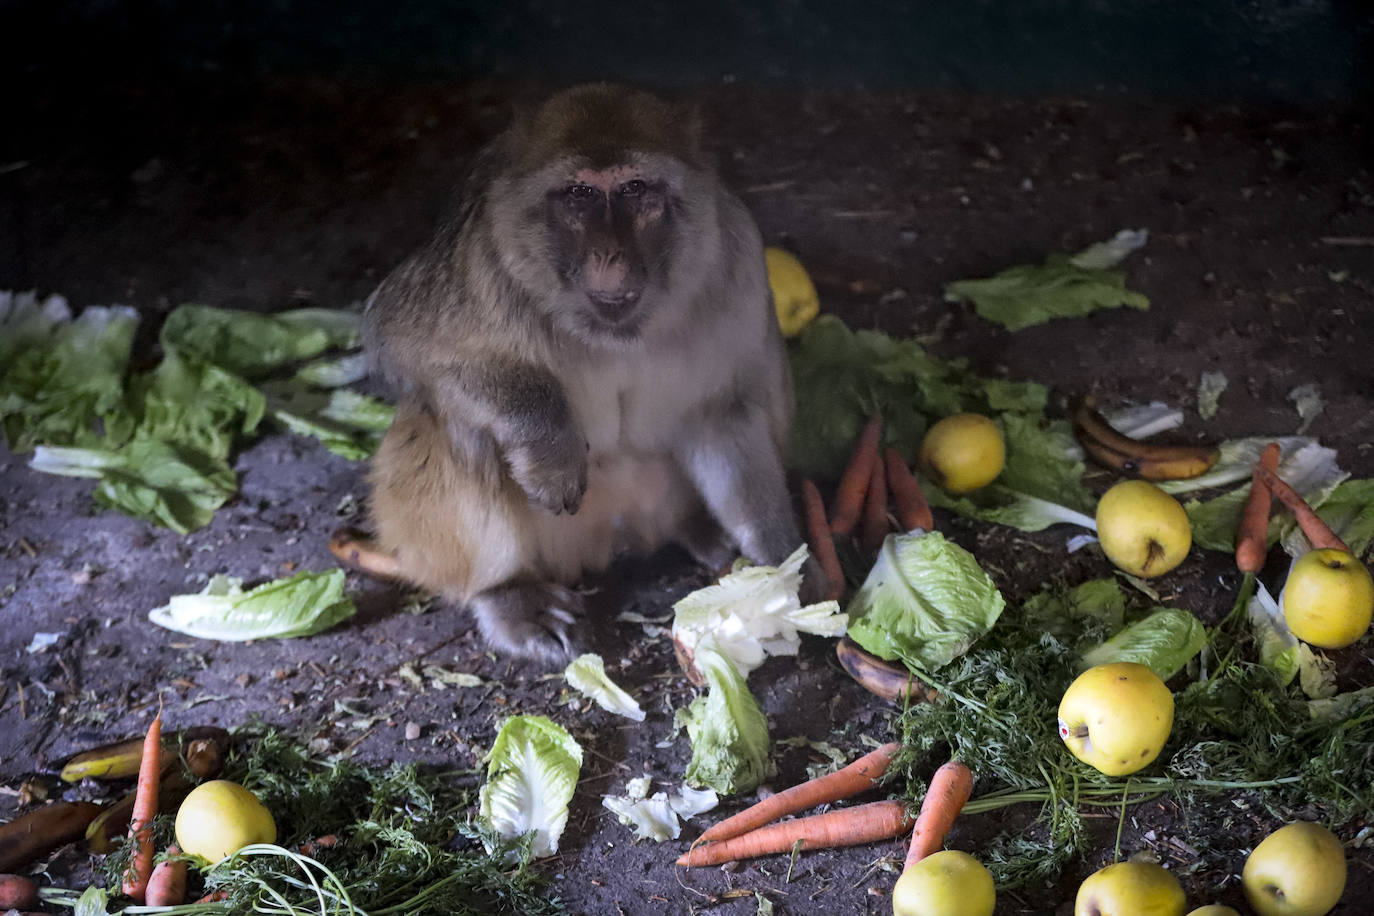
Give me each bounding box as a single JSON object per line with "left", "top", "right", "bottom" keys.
{"left": 147, "top": 569, "right": 356, "bottom": 639}
{"left": 682, "top": 638, "right": 771, "bottom": 795}
{"left": 479, "top": 714, "right": 584, "bottom": 859}
{"left": 845, "top": 531, "right": 1006, "bottom": 672}
{"left": 1079, "top": 608, "right": 1206, "bottom": 681}
{"left": 672, "top": 544, "right": 844, "bottom": 678}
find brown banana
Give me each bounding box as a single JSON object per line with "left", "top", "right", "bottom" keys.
{"left": 1073, "top": 398, "right": 1218, "bottom": 481}
{"left": 60, "top": 726, "right": 229, "bottom": 783}
{"left": 0, "top": 801, "right": 102, "bottom": 871}
{"left": 329, "top": 527, "right": 401, "bottom": 580}
{"left": 84, "top": 768, "right": 194, "bottom": 855}
{"left": 835, "top": 638, "right": 938, "bottom": 705}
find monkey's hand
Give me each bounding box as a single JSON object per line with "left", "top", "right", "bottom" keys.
{"left": 505, "top": 423, "right": 589, "bottom": 515}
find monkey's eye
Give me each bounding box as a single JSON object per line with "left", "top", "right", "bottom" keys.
{"left": 618, "top": 179, "right": 647, "bottom": 197}
{"left": 565, "top": 184, "right": 598, "bottom": 201}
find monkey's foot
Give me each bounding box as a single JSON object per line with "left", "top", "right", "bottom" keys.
{"left": 678, "top": 512, "right": 737, "bottom": 571}
{"left": 469, "top": 582, "right": 587, "bottom": 665}
{"left": 329, "top": 527, "right": 402, "bottom": 580}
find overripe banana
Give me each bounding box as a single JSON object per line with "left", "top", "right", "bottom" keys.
{"left": 1073, "top": 397, "right": 1218, "bottom": 480}
{"left": 835, "top": 638, "right": 938, "bottom": 705}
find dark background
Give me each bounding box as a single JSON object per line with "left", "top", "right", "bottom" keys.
{"left": 3, "top": 0, "right": 1372, "bottom": 103}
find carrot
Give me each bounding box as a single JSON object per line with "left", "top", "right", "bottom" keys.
{"left": 860, "top": 450, "right": 891, "bottom": 552}
{"left": 830, "top": 416, "right": 883, "bottom": 536}
{"left": 885, "top": 448, "right": 934, "bottom": 532}
{"left": 0, "top": 874, "right": 39, "bottom": 910}
{"left": 121, "top": 710, "right": 162, "bottom": 902}
{"left": 676, "top": 799, "right": 913, "bottom": 867}
{"left": 1236, "top": 443, "right": 1280, "bottom": 574}
{"left": 145, "top": 845, "right": 187, "bottom": 906}
{"left": 904, "top": 760, "right": 974, "bottom": 870}
{"left": 801, "top": 478, "right": 844, "bottom": 601}
{"left": 194, "top": 889, "right": 230, "bottom": 904}
{"left": 696, "top": 743, "right": 901, "bottom": 846}
{"left": 1255, "top": 465, "right": 1350, "bottom": 553}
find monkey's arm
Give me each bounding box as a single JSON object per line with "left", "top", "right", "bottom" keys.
{"left": 677, "top": 394, "right": 801, "bottom": 568}
{"left": 430, "top": 359, "right": 588, "bottom": 515}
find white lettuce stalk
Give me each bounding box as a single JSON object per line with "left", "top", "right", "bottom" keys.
{"left": 564, "top": 654, "right": 645, "bottom": 721}
{"left": 478, "top": 715, "right": 583, "bottom": 859}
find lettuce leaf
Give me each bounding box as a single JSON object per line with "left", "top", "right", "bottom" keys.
{"left": 1021, "top": 578, "right": 1126, "bottom": 644}
{"left": 944, "top": 251, "right": 1149, "bottom": 331}
{"left": 672, "top": 544, "right": 844, "bottom": 678}
{"left": 31, "top": 437, "right": 237, "bottom": 534}
{"left": 0, "top": 304, "right": 139, "bottom": 451}
{"left": 479, "top": 715, "right": 584, "bottom": 859}
{"left": 0, "top": 291, "right": 72, "bottom": 366}
{"left": 786, "top": 315, "right": 1047, "bottom": 479}
{"left": 265, "top": 382, "right": 394, "bottom": 460}
{"left": 1079, "top": 608, "right": 1207, "bottom": 681}
{"left": 159, "top": 304, "right": 361, "bottom": 379}
{"left": 846, "top": 531, "right": 1006, "bottom": 672}
{"left": 130, "top": 351, "right": 266, "bottom": 461}
{"left": 601, "top": 780, "right": 718, "bottom": 842}
{"left": 682, "top": 638, "right": 771, "bottom": 795}
{"left": 564, "top": 654, "right": 645, "bottom": 722}
{"left": 147, "top": 569, "right": 356, "bottom": 639}
{"left": 1280, "top": 479, "right": 1374, "bottom": 559}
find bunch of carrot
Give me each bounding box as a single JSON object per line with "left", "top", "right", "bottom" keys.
{"left": 802, "top": 416, "right": 935, "bottom": 601}
{"left": 675, "top": 742, "right": 972, "bottom": 870}
{"left": 1234, "top": 441, "right": 1349, "bottom": 575}
{"left": 121, "top": 710, "right": 188, "bottom": 906}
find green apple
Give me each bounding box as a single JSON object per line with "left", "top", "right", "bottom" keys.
{"left": 892, "top": 850, "right": 995, "bottom": 916}
{"left": 1242, "top": 821, "right": 1346, "bottom": 916}
{"left": 919, "top": 414, "right": 1005, "bottom": 494}
{"left": 1058, "top": 662, "right": 1174, "bottom": 776}
{"left": 1095, "top": 480, "right": 1192, "bottom": 578}
{"left": 1075, "top": 861, "right": 1186, "bottom": 916}
{"left": 1281, "top": 548, "right": 1374, "bottom": 650}
{"left": 1185, "top": 907, "right": 1241, "bottom": 916}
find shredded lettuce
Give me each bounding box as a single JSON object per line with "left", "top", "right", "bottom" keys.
{"left": 479, "top": 715, "right": 584, "bottom": 859}
{"left": 1197, "top": 372, "right": 1228, "bottom": 420}
{"left": 846, "top": 531, "right": 1006, "bottom": 672}
{"left": 944, "top": 232, "right": 1150, "bottom": 331}
{"left": 147, "top": 569, "right": 356, "bottom": 640}
{"left": 265, "top": 383, "right": 394, "bottom": 460}
{"left": 159, "top": 304, "right": 361, "bottom": 379}
{"left": 1079, "top": 608, "right": 1207, "bottom": 681}
{"left": 1021, "top": 578, "right": 1127, "bottom": 644}
{"left": 0, "top": 291, "right": 72, "bottom": 366}
{"left": 130, "top": 350, "right": 266, "bottom": 461}
{"left": 682, "top": 638, "right": 771, "bottom": 795}
{"left": 671, "top": 544, "right": 844, "bottom": 678}
{"left": 564, "top": 654, "right": 645, "bottom": 722}
{"left": 601, "top": 780, "right": 718, "bottom": 841}
{"left": 1288, "top": 383, "right": 1324, "bottom": 435}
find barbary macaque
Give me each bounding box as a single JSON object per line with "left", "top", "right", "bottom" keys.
{"left": 363, "top": 84, "right": 806, "bottom": 663}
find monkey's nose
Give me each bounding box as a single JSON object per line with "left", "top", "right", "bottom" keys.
{"left": 587, "top": 289, "right": 641, "bottom": 322}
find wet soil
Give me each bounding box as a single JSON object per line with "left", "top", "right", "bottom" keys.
{"left": 2, "top": 77, "right": 1372, "bottom": 915}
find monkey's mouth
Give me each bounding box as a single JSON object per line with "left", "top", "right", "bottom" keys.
{"left": 586, "top": 290, "right": 642, "bottom": 325}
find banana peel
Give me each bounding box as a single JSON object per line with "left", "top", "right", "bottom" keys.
{"left": 765, "top": 247, "right": 820, "bottom": 338}
{"left": 85, "top": 769, "right": 194, "bottom": 854}
{"left": 59, "top": 726, "right": 229, "bottom": 783}
{"left": 1073, "top": 397, "right": 1218, "bottom": 481}
{"left": 835, "top": 638, "right": 938, "bottom": 705}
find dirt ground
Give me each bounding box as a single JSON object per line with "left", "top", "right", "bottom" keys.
{"left": 2, "top": 77, "right": 1372, "bottom": 915}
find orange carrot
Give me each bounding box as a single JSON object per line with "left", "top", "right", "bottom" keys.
{"left": 676, "top": 799, "right": 913, "bottom": 867}
{"left": 1255, "top": 465, "right": 1350, "bottom": 553}
{"left": 860, "top": 450, "right": 890, "bottom": 553}
{"left": 121, "top": 711, "right": 162, "bottom": 902}
{"left": 904, "top": 760, "right": 974, "bottom": 870}
{"left": 885, "top": 448, "right": 934, "bottom": 532}
{"left": 1236, "top": 443, "right": 1280, "bottom": 574}
{"left": 145, "top": 845, "right": 187, "bottom": 906}
{"left": 801, "top": 478, "right": 845, "bottom": 601}
{"left": 696, "top": 742, "right": 901, "bottom": 846}
{"left": 194, "top": 889, "right": 230, "bottom": 904}
{"left": 830, "top": 416, "right": 883, "bottom": 536}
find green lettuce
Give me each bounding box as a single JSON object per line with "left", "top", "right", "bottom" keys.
{"left": 1247, "top": 580, "right": 1336, "bottom": 698}
{"left": 0, "top": 304, "right": 139, "bottom": 451}
{"left": 1021, "top": 578, "right": 1126, "bottom": 644}
{"left": 1280, "top": 479, "right": 1374, "bottom": 559}
{"left": 0, "top": 291, "right": 73, "bottom": 366}
{"left": 682, "top": 638, "right": 771, "bottom": 795}
{"left": 787, "top": 315, "right": 1046, "bottom": 479}
{"left": 479, "top": 715, "right": 584, "bottom": 859}
{"left": 265, "top": 383, "right": 394, "bottom": 460}
{"left": 147, "top": 569, "right": 356, "bottom": 639}
{"left": 564, "top": 653, "right": 644, "bottom": 722}
{"left": 159, "top": 304, "right": 361, "bottom": 379}
{"left": 1079, "top": 608, "right": 1207, "bottom": 681}
{"left": 31, "top": 438, "right": 237, "bottom": 534}
{"left": 944, "top": 248, "right": 1149, "bottom": 332}
{"left": 846, "top": 531, "right": 1006, "bottom": 672}
{"left": 129, "top": 351, "right": 266, "bottom": 460}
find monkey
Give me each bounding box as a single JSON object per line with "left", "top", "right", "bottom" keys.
{"left": 362, "top": 83, "right": 808, "bottom": 665}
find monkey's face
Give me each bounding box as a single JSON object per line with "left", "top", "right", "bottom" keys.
{"left": 541, "top": 160, "right": 680, "bottom": 342}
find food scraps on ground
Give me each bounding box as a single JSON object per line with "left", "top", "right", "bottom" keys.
{"left": 1073, "top": 396, "right": 1218, "bottom": 481}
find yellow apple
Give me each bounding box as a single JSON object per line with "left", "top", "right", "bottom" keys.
{"left": 918, "top": 414, "right": 1005, "bottom": 494}
{"left": 764, "top": 247, "right": 820, "bottom": 338}
{"left": 892, "top": 850, "right": 995, "bottom": 916}
{"left": 1058, "top": 662, "right": 1174, "bottom": 776}
{"left": 1075, "top": 861, "right": 1186, "bottom": 916}
{"left": 1095, "top": 480, "right": 1192, "bottom": 578}
{"left": 1281, "top": 548, "right": 1374, "bottom": 650}
{"left": 1185, "top": 907, "right": 1241, "bottom": 916}
{"left": 1242, "top": 821, "right": 1346, "bottom": 916}
{"left": 175, "top": 779, "right": 277, "bottom": 862}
